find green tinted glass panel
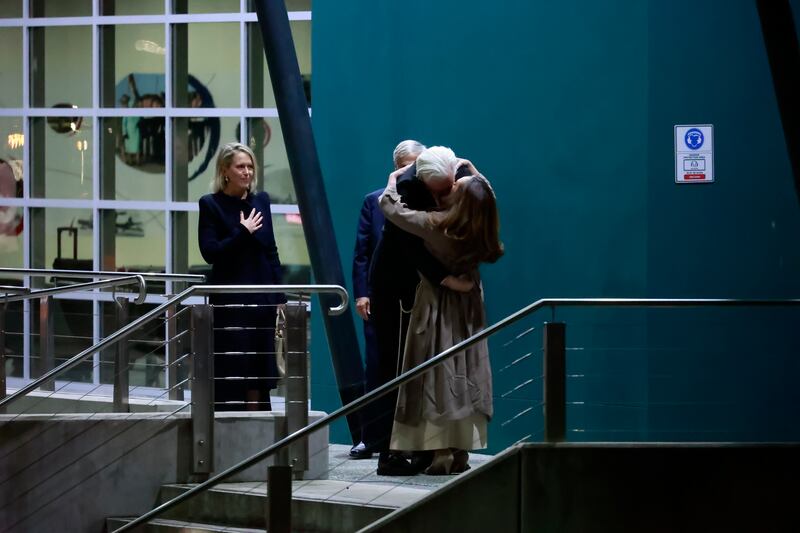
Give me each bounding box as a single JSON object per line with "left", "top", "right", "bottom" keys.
{"left": 0, "top": 116, "right": 23, "bottom": 267}
{"left": 0, "top": 27, "right": 22, "bottom": 106}
{"left": 30, "top": 116, "right": 93, "bottom": 199}
{"left": 30, "top": 26, "right": 92, "bottom": 108}
{"left": 107, "top": 0, "right": 165, "bottom": 15}
{"left": 247, "top": 20, "right": 311, "bottom": 107}
{"left": 248, "top": 0, "right": 311, "bottom": 11}
{"left": 173, "top": 116, "right": 240, "bottom": 202}
{"left": 175, "top": 0, "right": 239, "bottom": 14}
{"left": 101, "top": 116, "right": 166, "bottom": 201}
{"left": 31, "top": 0, "right": 91, "bottom": 17}
{"left": 100, "top": 209, "right": 165, "bottom": 272}
{"left": 247, "top": 117, "right": 296, "bottom": 204}
{"left": 0, "top": 0, "right": 23, "bottom": 18}
{"left": 29, "top": 207, "right": 93, "bottom": 270}
{"left": 173, "top": 23, "right": 240, "bottom": 108}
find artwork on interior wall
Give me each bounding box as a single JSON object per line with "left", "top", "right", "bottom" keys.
{"left": 46, "top": 104, "right": 83, "bottom": 134}
{"left": 114, "top": 72, "right": 220, "bottom": 180}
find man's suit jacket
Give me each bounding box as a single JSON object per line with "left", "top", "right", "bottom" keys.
{"left": 369, "top": 164, "right": 449, "bottom": 306}
{"left": 352, "top": 188, "right": 385, "bottom": 300}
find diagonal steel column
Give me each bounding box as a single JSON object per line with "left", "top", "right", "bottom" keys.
{"left": 253, "top": 0, "right": 364, "bottom": 441}
{"left": 756, "top": 0, "right": 800, "bottom": 207}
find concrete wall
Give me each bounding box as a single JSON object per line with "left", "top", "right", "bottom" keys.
{"left": 0, "top": 411, "right": 329, "bottom": 533}
{"left": 365, "top": 443, "right": 800, "bottom": 533}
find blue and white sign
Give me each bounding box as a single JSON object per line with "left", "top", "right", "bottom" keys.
{"left": 684, "top": 128, "right": 704, "bottom": 150}
{"left": 675, "top": 124, "right": 714, "bottom": 183}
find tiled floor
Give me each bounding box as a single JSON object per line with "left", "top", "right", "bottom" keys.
{"left": 211, "top": 444, "right": 494, "bottom": 509}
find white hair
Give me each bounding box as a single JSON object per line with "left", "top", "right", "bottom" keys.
{"left": 392, "top": 139, "right": 426, "bottom": 167}
{"left": 415, "top": 146, "right": 457, "bottom": 187}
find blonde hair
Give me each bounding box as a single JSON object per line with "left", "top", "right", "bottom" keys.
{"left": 211, "top": 142, "right": 258, "bottom": 193}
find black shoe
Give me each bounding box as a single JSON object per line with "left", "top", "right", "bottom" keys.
{"left": 377, "top": 452, "right": 418, "bottom": 476}
{"left": 410, "top": 450, "right": 434, "bottom": 474}
{"left": 349, "top": 442, "right": 374, "bottom": 460}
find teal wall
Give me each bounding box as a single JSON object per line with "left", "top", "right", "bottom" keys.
{"left": 309, "top": 0, "right": 800, "bottom": 450}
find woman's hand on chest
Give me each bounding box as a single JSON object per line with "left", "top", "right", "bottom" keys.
{"left": 239, "top": 208, "right": 263, "bottom": 234}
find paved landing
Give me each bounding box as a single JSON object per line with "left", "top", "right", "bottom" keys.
{"left": 207, "top": 444, "right": 494, "bottom": 509}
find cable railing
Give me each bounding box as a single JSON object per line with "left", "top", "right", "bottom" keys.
{"left": 113, "top": 297, "right": 800, "bottom": 532}
{"left": 0, "top": 284, "right": 347, "bottom": 411}
{"left": 0, "top": 267, "right": 208, "bottom": 403}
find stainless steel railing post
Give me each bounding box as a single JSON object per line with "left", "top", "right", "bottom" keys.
{"left": 39, "top": 295, "right": 55, "bottom": 392}
{"left": 113, "top": 297, "right": 130, "bottom": 413}
{"left": 285, "top": 302, "right": 309, "bottom": 479}
{"left": 266, "top": 464, "right": 292, "bottom": 533}
{"left": 543, "top": 322, "right": 566, "bottom": 442}
{"left": 190, "top": 304, "right": 214, "bottom": 476}
{"left": 165, "top": 301, "right": 185, "bottom": 401}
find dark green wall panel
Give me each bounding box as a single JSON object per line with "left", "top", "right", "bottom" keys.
{"left": 310, "top": 0, "right": 800, "bottom": 449}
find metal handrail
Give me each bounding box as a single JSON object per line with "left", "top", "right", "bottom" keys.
{"left": 0, "top": 267, "right": 205, "bottom": 283}
{"left": 113, "top": 296, "right": 800, "bottom": 532}
{"left": 1, "top": 275, "right": 147, "bottom": 305}
{"left": 0, "top": 284, "right": 348, "bottom": 410}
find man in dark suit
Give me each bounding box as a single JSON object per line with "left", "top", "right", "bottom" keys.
{"left": 366, "top": 146, "right": 471, "bottom": 475}
{"left": 350, "top": 140, "right": 426, "bottom": 459}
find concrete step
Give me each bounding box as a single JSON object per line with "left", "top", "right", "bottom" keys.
{"left": 107, "top": 517, "right": 265, "bottom": 532}
{"left": 151, "top": 481, "right": 418, "bottom": 532}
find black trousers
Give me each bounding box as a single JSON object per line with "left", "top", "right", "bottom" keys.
{"left": 361, "top": 290, "right": 411, "bottom": 452}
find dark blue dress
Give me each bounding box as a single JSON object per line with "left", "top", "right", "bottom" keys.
{"left": 198, "top": 190, "right": 286, "bottom": 411}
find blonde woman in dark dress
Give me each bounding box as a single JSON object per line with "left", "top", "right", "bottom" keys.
{"left": 198, "top": 142, "right": 286, "bottom": 411}
{"left": 379, "top": 152, "right": 503, "bottom": 474}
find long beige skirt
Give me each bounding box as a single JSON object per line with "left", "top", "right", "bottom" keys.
{"left": 390, "top": 412, "right": 488, "bottom": 451}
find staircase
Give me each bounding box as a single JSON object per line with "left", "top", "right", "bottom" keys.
{"left": 106, "top": 445, "right": 495, "bottom": 532}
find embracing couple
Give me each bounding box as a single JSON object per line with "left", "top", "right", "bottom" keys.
{"left": 361, "top": 145, "right": 503, "bottom": 476}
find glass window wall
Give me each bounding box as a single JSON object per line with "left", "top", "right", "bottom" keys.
{"left": 0, "top": 1, "right": 312, "bottom": 394}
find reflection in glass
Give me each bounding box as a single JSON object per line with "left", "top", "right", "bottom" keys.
{"left": 29, "top": 208, "right": 93, "bottom": 270}
{"left": 183, "top": 210, "right": 205, "bottom": 276}
{"left": 0, "top": 0, "right": 22, "bottom": 18}
{"left": 0, "top": 116, "right": 23, "bottom": 267}
{"left": 173, "top": 23, "right": 240, "bottom": 108}
{"left": 1, "top": 301, "right": 24, "bottom": 378}
{"left": 272, "top": 213, "right": 310, "bottom": 284}
{"left": 247, "top": 0, "right": 312, "bottom": 11}
{"left": 104, "top": 0, "right": 165, "bottom": 15}
{"left": 247, "top": 117, "right": 297, "bottom": 204}
{"left": 101, "top": 302, "right": 165, "bottom": 388}
{"left": 174, "top": 116, "right": 240, "bottom": 202}
{"left": 30, "top": 0, "right": 92, "bottom": 17}
{"left": 0, "top": 148, "right": 23, "bottom": 265}
{"left": 32, "top": 298, "right": 94, "bottom": 384}
{"left": 30, "top": 26, "right": 92, "bottom": 108}
{"left": 102, "top": 24, "right": 166, "bottom": 108}
{"left": 248, "top": 20, "right": 311, "bottom": 107}
{"left": 175, "top": 0, "right": 239, "bottom": 14}
{"left": 0, "top": 27, "right": 22, "bottom": 107}
{"left": 101, "top": 116, "right": 165, "bottom": 201}
{"left": 100, "top": 209, "right": 165, "bottom": 273}
{"left": 30, "top": 116, "right": 93, "bottom": 199}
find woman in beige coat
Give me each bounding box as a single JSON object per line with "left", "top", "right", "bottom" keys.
{"left": 379, "top": 158, "right": 503, "bottom": 474}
